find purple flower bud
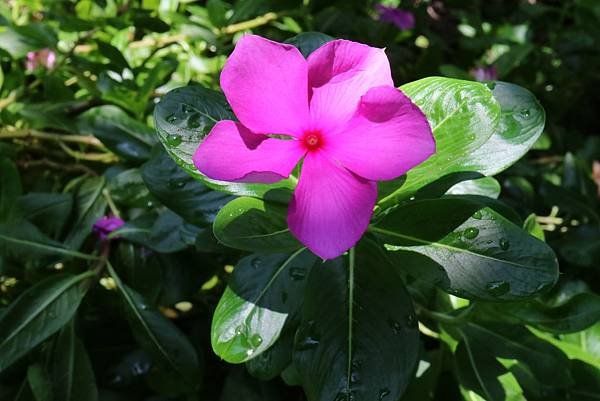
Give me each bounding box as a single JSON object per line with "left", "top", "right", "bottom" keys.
{"left": 93, "top": 216, "right": 125, "bottom": 240}
{"left": 375, "top": 4, "right": 416, "bottom": 30}
{"left": 470, "top": 66, "right": 498, "bottom": 82}
{"left": 25, "top": 48, "right": 56, "bottom": 72}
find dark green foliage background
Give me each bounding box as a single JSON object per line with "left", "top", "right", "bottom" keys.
{"left": 0, "top": 1, "right": 599, "bottom": 401}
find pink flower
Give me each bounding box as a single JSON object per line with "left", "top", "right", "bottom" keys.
{"left": 375, "top": 4, "right": 416, "bottom": 30}
{"left": 93, "top": 216, "right": 125, "bottom": 240}
{"left": 193, "top": 35, "right": 435, "bottom": 259}
{"left": 25, "top": 48, "right": 56, "bottom": 72}
{"left": 470, "top": 66, "right": 498, "bottom": 82}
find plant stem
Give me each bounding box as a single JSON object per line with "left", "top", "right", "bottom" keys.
{"left": 0, "top": 127, "right": 105, "bottom": 148}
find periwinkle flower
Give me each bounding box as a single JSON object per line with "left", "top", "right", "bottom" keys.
{"left": 470, "top": 65, "right": 498, "bottom": 82}
{"left": 375, "top": 4, "right": 416, "bottom": 30}
{"left": 93, "top": 216, "right": 125, "bottom": 240}
{"left": 25, "top": 48, "right": 56, "bottom": 72}
{"left": 193, "top": 35, "right": 435, "bottom": 259}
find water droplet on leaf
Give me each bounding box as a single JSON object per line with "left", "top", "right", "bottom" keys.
{"left": 388, "top": 318, "right": 402, "bottom": 334}
{"left": 250, "top": 257, "right": 262, "bottom": 269}
{"left": 499, "top": 238, "right": 510, "bottom": 250}
{"left": 463, "top": 227, "right": 479, "bottom": 239}
{"left": 289, "top": 267, "right": 306, "bottom": 281}
{"left": 249, "top": 334, "right": 263, "bottom": 348}
{"left": 165, "top": 134, "right": 182, "bottom": 147}
{"left": 405, "top": 314, "right": 417, "bottom": 328}
{"left": 519, "top": 108, "right": 530, "bottom": 118}
{"left": 166, "top": 114, "right": 177, "bottom": 123}
{"left": 472, "top": 211, "right": 483, "bottom": 220}
{"left": 485, "top": 281, "right": 510, "bottom": 297}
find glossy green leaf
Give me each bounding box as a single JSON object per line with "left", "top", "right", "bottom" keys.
{"left": 380, "top": 79, "right": 545, "bottom": 209}
{"left": 446, "top": 176, "right": 501, "bottom": 198}
{"left": 0, "top": 220, "right": 96, "bottom": 261}
{"left": 107, "top": 262, "right": 202, "bottom": 394}
{"left": 246, "top": 329, "right": 295, "bottom": 381}
{"left": 77, "top": 106, "right": 156, "bottom": 161}
{"left": 27, "top": 363, "right": 53, "bottom": 401}
{"left": 213, "top": 197, "right": 301, "bottom": 253}
{"left": 478, "top": 292, "right": 600, "bottom": 333}
{"left": 52, "top": 320, "right": 98, "bottom": 401}
{"left": 293, "top": 240, "right": 419, "bottom": 401}
{"left": 0, "top": 272, "right": 93, "bottom": 373}
{"left": 212, "top": 249, "right": 316, "bottom": 363}
{"left": 106, "top": 168, "right": 153, "bottom": 208}
{"left": 379, "top": 77, "right": 501, "bottom": 207}
{"left": 523, "top": 213, "right": 545, "bottom": 241}
{"left": 285, "top": 32, "right": 334, "bottom": 57}
{"left": 63, "top": 176, "right": 107, "bottom": 250}
{"left": 371, "top": 197, "right": 558, "bottom": 301}
{"left": 142, "top": 150, "right": 233, "bottom": 226}
{"left": 153, "top": 85, "right": 295, "bottom": 199}
{"left": 114, "top": 210, "right": 203, "bottom": 253}
{"left": 530, "top": 323, "right": 600, "bottom": 368}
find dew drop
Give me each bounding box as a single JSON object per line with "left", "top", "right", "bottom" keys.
{"left": 472, "top": 210, "right": 483, "bottom": 220}
{"left": 168, "top": 177, "right": 186, "bottom": 189}
{"left": 249, "top": 334, "right": 263, "bottom": 348}
{"left": 234, "top": 325, "right": 243, "bottom": 336}
{"left": 250, "top": 257, "right": 262, "bottom": 269}
{"left": 351, "top": 359, "right": 362, "bottom": 369}
{"left": 297, "top": 336, "right": 320, "bottom": 350}
{"left": 405, "top": 314, "right": 417, "bottom": 328}
{"left": 519, "top": 108, "right": 530, "bottom": 118}
{"left": 181, "top": 104, "right": 193, "bottom": 114}
{"left": 165, "top": 134, "right": 182, "bottom": 147}
{"left": 499, "top": 238, "right": 510, "bottom": 250}
{"left": 379, "top": 388, "right": 391, "bottom": 400}
{"left": 166, "top": 114, "right": 177, "bottom": 123}
{"left": 485, "top": 281, "right": 510, "bottom": 297}
{"left": 140, "top": 304, "right": 149, "bottom": 310}
{"left": 388, "top": 318, "right": 402, "bottom": 334}
{"left": 246, "top": 349, "right": 255, "bottom": 357}
{"left": 463, "top": 227, "right": 480, "bottom": 239}
{"left": 350, "top": 371, "right": 360, "bottom": 383}
{"left": 485, "top": 81, "right": 496, "bottom": 90}
{"left": 187, "top": 113, "right": 201, "bottom": 129}
{"left": 289, "top": 267, "right": 306, "bottom": 281}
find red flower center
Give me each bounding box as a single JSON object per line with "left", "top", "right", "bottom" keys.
{"left": 302, "top": 130, "right": 323, "bottom": 151}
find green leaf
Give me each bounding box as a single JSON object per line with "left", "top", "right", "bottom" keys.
{"left": 0, "top": 157, "right": 21, "bottom": 222}
{"left": 530, "top": 323, "right": 600, "bottom": 368}
{"left": 141, "top": 150, "right": 233, "bottom": 226}
{"left": 285, "top": 32, "right": 334, "bottom": 57}
{"left": 212, "top": 249, "right": 317, "bottom": 363}
{"left": 379, "top": 77, "right": 501, "bottom": 207}
{"left": 96, "top": 41, "right": 129, "bottom": 71}
{"left": 451, "top": 323, "right": 572, "bottom": 390}
{"left": 380, "top": 79, "right": 544, "bottom": 209}
{"left": 107, "top": 262, "right": 202, "bottom": 394}
{"left": 0, "top": 272, "right": 94, "bottom": 373}
{"left": 77, "top": 106, "right": 156, "bottom": 161}
{"left": 16, "top": 193, "right": 73, "bottom": 238}
{"left": 293, "top": 240, "right": 420, "bottom": 401}
{"left": 446, "top": 176, "right": 501, "bottom": 199}
{"left": 106, "top": 168, "right": 153, "bottom": 208}
{"left": 52, "top": 320, "right": 98, "bottom": 401}
{"left": 371, "top": 197, "right": 558, "bottom": 301}
{"left": 463, "top": 81, "right": 546, "bottom": 175}
{"left": 64, "top": 176, "right": 107, "bottom": 250}
{"left": 153, "top": 85, "right": 295, "bottom": 199}
{"left": 478, "top": 292, "right": 600, "bottom": 334}
{"left": 114, "top": 210, "right": 203, "bottom": 253}
{"left": 213, "top": 197, "right": 301, "bottom": 253}
{"left": 27, "top": 363, "right": 53, "bottom": 401}
{"left": 0, "top": 24, "right": 57, "bottom": 57}
{"left": 0, "top": 220, "right": 96, "bottom": 261}
{"left": 246, "top": 329, "right": 295, "bottom": 380}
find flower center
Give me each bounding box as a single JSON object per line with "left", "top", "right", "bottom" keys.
{"left": 302, "top": 130, "right": 323, "bottom": 151}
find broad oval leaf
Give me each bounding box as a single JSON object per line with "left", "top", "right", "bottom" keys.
{"left": 293, "top": 239, "right": 420, "bottom": 401}
{"left": 212, "top": 249, "right": 317, "bottom": 363}
{"left": 371, "top": 197, "right": 559, "bottom": 301}
{"left": 213, "top": 197, "right": 301, "bottom": 253}
{"left": 107, "top": 263, "right": 202, "bottom": 394}
{"left": 153, "top": 85, "right": 294, "bottom": 199}
{"left": 379, "top": 77, "right": 501, "bottom": 207}
{"left": 52, "top": 320, "right": 98, "bottom": 401}
{"left": 141, "top": 150, "right": 233, "bottom": 226}
{"left": 0, "top": 272, "right": 93, "bottom": 373}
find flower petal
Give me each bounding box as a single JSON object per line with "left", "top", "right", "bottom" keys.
{"left": 221, "top": 35, "right": 309, "bottom": 136}
{"left": 287, "top": 152, "right": 377, "bottom": 259}
{"left": 307, "top": 39, "right": 393, "bottom": 132}
{"left": 193, "top": 120, "right": 305, "bottom": 183}
{"left": 326, "top": 86, "right": 435, "bottom": 181}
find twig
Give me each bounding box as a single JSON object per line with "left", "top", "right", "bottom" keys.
{"left": 16, "top": 158, "right": 98, "bottom": 176}
{"left": 221, "top": 12, "right": 280, "bottom": 35}
{"left": 0, "top": 127, "right": 105, "bottom": 148}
